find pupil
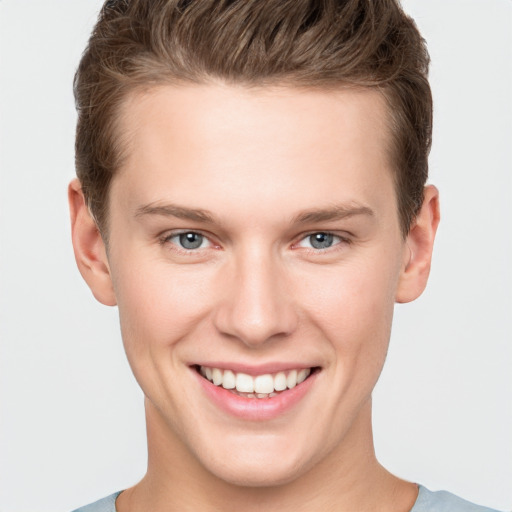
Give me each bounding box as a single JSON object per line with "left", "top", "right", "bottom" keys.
{"left": 310, "top": 233, "right": 333, "bottom": 249}
{"left": 179, "top": 232, "right": 203, "bottom": 249}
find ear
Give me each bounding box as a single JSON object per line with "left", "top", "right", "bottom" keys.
{"left": 395, "top": 185, "right": 440, "bottom": 303}
{"left": 68, "top": 178, "right": 117, "bottom": 306}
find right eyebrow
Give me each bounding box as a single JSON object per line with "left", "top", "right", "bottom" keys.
{"left": 292, "top": 204, "right": 375, "bottom": 224}
{"left": 134, "top": 203, "right": 216, "bottom": 223}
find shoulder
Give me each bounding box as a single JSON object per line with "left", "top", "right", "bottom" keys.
{"left": 71, "top": 492, "right": 122, "bottom": 512}
{"left": 412, "top": 485, "right": 503, "bottom": 512}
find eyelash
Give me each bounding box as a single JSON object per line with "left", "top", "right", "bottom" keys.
{"left": 159, "top": 230, "right": 352, "bottom": 255}
{"left": 159, "top": 230, "right": 217, "bottom": 255}
{"left": 293, "top": 232, "right": 352, "bottom": 253}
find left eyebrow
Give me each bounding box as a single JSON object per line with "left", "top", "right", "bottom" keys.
{"left": 292, "top": 204, "right": 375, "bottom": 224}
{"left": 134, "top": 203, "right": 216, "bottom": 223}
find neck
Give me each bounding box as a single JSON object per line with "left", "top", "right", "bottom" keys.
{"left": 117, "top": 399, "right": 417, "bottom": 512}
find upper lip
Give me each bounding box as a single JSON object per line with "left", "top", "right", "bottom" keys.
{"left": 191, "top": 362, "right": 319, "bottom": 376}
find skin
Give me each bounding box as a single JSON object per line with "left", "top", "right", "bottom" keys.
{"left": 69, "top": 84, "right": 439, "bottom": 512}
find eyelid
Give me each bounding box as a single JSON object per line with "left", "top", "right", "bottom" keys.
{"left": 292, "top": 231, "right": 352, "bottom": 250}
{"left": 159, "top": 229, "right": 220, "bottom": 252}
{"left": 158, "top": 229, "right": 351, "bottom": 253}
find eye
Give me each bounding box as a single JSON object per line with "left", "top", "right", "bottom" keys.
{"left": 165, "top": 231, "right": 211, "bottom": 250}
{"left": 296, "top": 232, "right": 344, "bottom": 250}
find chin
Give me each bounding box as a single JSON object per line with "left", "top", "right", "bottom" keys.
{"left": 208, "top": 457, "right": 309, "bottom": 488}
{"left": 195, "top": 433, "right": 317, "bottom": 488}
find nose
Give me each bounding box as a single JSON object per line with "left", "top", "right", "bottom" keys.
{"left": 213, "top": 247, "right": 298, "bottom": 348}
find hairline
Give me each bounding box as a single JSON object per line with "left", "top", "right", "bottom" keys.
{"left": 94, "top": 77, "right": 407, "bottom": 246}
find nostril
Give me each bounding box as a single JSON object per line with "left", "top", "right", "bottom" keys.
{"left": 211, "top": 270, "right": 298, "bottom": 347}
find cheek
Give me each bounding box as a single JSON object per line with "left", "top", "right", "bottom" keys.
{"left": 297, "top": 254, "right": 399, "bottom": 374}
{"left": 111, "top": 254, "right": 214, "bottom": 357}
{"left": 110, "top": 256, "right": 220, "bottom": 409}
{"left": 302, "top": 258, "right": 397, "bottom": 328}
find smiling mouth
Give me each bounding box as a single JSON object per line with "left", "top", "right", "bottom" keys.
{"left": 194, "top": 365, "right": 318, "bottom": 399}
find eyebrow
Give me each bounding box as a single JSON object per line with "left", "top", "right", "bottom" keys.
{"left": 134, "top": 202, "right": 374, "bottom": 225}
{"left": 292, "top": 204, "right": 374, "bottom": 224}
{"left": 135, "top": 204, "right": 216, "bottom": 223}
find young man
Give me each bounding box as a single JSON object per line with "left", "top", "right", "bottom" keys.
{"left": 68, "top": 1, "right": 500, "bottom": 511}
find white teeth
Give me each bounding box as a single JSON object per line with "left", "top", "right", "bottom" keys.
{"left": 254, "top": 374, "right": 274, "bottom": 394}
{"left": 212, "top": 368, "right": 223, "bottom": 386}
{"left": 297, "top": 368, "right": 311, "bottom": 384}
{"left": 287, "top": 370, "right": 297, "bottom": 389}
{"left": 199, "top": 366, "right": 314, "bottom": 395}
{"left": 236, "top": 373, "right": 254, "bottom": 393}
{"left": 274, "top": 372, "right": 287, "bottom": 391}
{"left": 222, "top": 370, "right": 236, "bottom": 390}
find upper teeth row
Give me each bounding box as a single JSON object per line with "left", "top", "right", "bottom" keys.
{"left": 200, "top": 366, "right": 311, "bottom": 394}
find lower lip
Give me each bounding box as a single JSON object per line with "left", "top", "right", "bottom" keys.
{"left": 193, "top": 369, "right": 318, "bottom": 421}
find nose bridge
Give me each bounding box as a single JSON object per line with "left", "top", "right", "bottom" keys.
{"left": 214, "top": 243, "right": 297, "bottom": 347}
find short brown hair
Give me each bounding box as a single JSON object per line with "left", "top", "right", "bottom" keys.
{"left": 75, "top": 0, "right": 432, "bottom": 237}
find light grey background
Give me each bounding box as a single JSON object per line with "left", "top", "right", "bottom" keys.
{"left": 0, "top": 1, "right": 510, "bottom": 511}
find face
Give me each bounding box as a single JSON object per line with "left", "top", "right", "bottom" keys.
{"left": 98, "top": 84, "right": 410, "bottom": 485}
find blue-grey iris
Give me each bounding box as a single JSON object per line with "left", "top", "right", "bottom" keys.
{"left": 310, "top": 233, "right": 334, "bottom": 249}
{"left": 179, "top": 232, "right": 203, "bottom": 249}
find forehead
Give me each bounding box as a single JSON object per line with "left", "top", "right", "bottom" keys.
{"left": 112, "top": 83, "right": 397, "bottom": 226}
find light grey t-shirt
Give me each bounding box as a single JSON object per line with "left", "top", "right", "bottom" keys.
{"left": 72, "top": 485, "right": 502, "bottom": 511}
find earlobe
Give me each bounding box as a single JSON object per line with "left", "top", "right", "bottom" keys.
{"left": 395, "top": 185, "right": 440, "bottom": 304}
{"left": 68, "top": 178, "right": 117, "bottom": 306}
